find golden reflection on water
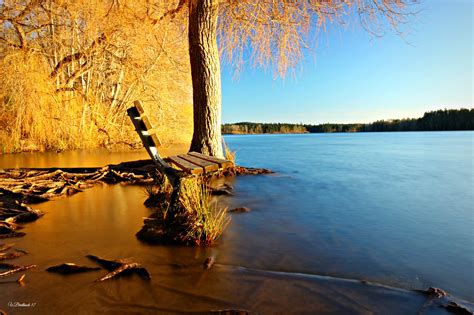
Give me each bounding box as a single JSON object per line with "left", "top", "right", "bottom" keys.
{"left": 0, "top": 145, "right": 189, "bottom": 169}
{"left": 0, "top": 148, "right": 464, "bottom": 313}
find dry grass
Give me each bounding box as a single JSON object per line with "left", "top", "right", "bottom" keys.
{"left": 178, "top": 177, "right": 230, "bottom": 246}
{"left": 222, "top": 140, "right": 236, "bottom": 165}
{"left": 0, "top": 1, "right": 192, "bottom": 154}
{"left": 143, "top": 175, "right": 230, "bottom": 246}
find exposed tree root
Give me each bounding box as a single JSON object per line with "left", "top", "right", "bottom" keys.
{"left": 0, "top": 251, "right": 25, "bottom": 261}
{"left": 86, "top": 255, "right": 151, "bottom": 282}
{"left": 0, "top": 262, "right": 36, "bottom": 277}
{"left": 0, "top": 159, "right": 269, "bottom": 242}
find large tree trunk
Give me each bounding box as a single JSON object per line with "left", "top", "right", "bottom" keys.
{"left": 188, "top": 0, "right": 223, "bottom": 158}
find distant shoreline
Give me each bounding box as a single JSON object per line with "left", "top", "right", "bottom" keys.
{"left": 223, "top": 130, "right": 473, "bottom": 135}
{"left": 222, "top": 108, "right": 473, "bottom": 135}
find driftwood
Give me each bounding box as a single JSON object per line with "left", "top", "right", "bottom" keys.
{"left": 17, "top": 274, "right": 26, "bottom": 286}
{"left": 203, "top": 256, "right": 215, "bottom": 270}
{"left": 86, "top": 255, "right": 151, "bottom": 282}
{"left": 0, "top": 262, "right": 36, "bottom": 277}
{"left": 46, "top": 263, "right": 101, "bottom": 274}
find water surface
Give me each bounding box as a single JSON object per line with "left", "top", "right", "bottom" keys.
{"left": 223, "top": 131, "right": 473, "bottom": 300}
{"left": 0, "top": 132, "right": 472, "bottom": 313}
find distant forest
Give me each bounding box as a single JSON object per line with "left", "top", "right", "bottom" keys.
{"left": 222, "top": 109, "right": 474, "bottom": 134}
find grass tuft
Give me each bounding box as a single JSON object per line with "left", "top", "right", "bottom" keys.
{"left": 223, "top": 140, "right": 236, "bottom": 165}
{"left": 142, "top": 175, "right": 230, "bottom": 246}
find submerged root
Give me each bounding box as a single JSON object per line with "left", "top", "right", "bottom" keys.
{"left": 86, "top": 255, "right": 151, "bottom": 282}
{"left": 0, "top": 262, "right": 36, "bottom": 277}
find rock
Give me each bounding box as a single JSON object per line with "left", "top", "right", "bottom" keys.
{"left": 234, "top": 166, "right": 273, "bottom": 175}
{"left": 136, "top": 223, "right": 170, "bottom": 244}
{"left": 229, "top": 207, "right": 250, "bottom": 213}
{"left": 46, "top": 263, "right": 101, "bottom": 274}
{"left": 418, "top": 287, "right": 448, "bottom": 298}
{"left": 209, "top": 184, "right": 233, "bottom": 196}
{"left": 442, "top": 302, "right": 473, "bottom": 314}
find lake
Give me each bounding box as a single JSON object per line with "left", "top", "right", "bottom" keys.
{"left": 223, "top": 131, "right": 473, "bottom": 300}
{"left": 0, "top": 131, "right": 472, "bottom": 313}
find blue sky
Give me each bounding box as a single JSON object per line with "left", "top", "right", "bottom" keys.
{"left": 220, "top": 0, "right": 473, "bottom": 124}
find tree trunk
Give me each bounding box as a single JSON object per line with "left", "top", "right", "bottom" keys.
{"left": 188, "top": 0, "right": 223, "bottom": 158}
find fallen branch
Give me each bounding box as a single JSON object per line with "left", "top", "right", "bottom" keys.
{"left": 86, "top": 255, "right": 150, "bottom": 282}
{"left": 0, "top": 263, "right": 36, "bottom": 277}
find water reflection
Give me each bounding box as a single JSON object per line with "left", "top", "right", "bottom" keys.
{"left": 0, "top": 133, "right": 473, "bottom": 313}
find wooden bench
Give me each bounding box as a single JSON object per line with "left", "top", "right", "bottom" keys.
{"left": 127, "top": 101, "right": 233, "bottom": 176}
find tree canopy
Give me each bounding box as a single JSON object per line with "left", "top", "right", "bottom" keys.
{"left": 0, "top": 0, "right": 416, "bottom": 154}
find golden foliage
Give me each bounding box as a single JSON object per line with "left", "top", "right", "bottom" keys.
{"left": 0, "top": 0, "right": 192, "bottom": 153}
{"left": 218, "top": 0, "right": 414, "bottom": 77}
{"left": 0, "top": 0, "right": 413, "bottom": 152}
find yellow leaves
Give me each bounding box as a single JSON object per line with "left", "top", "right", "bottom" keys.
{"left": 0, "top": 0, "right": 193, "bottom": 152}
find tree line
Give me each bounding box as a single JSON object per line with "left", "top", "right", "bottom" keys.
{"left": 222, "top": 109, "right": 474, "bottom": 134}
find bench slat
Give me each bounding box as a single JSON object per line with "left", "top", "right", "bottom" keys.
{"left": 134, "top": 100, "right": 146, "bottom": 115}
{"left": 178, "top": 154, "right": 219, "bottom": 172}
{"left": 188, "top": 152, "right": 233, "bottom": 169}
{"left": 127, "top": 106, "right": 140, "bottom": 119}
{"left": 167, "top": 156, "right": 203, "bottom": 175}
{"left": 144, "top": 134, "right": 162, "bottom": 148}
{"left": 139, "top": 115, "right": 153, "bottom": 131}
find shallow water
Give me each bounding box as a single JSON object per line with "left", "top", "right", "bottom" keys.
{"left": 0, "top": 132, "right": 472, "bottom": 313}
{"left": 223, "top": 131, "right": 473, "bottom": 300}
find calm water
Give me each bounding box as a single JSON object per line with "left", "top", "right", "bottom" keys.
{"left": 0, "top": 131, "right": 472, "bottom": 313}
{"left": 223, "top": 131, "right": 474, "bottom": 300}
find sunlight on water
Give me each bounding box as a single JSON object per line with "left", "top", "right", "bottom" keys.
{"left": 0, "top": 132, "right": 472, "bottom": 313}
{"left": 223, "top": 131, "right": 473, "bottom": 300}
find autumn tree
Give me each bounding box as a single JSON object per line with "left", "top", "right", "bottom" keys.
{"left": 0, "top": 0, "right": 192, "bottom": 152}
{"left": 152, "top": 0, "right": 415, "bottom": 157}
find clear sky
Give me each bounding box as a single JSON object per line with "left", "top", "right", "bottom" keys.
{"left": 220, "top": 0, "right": 473, "bottom": 124}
